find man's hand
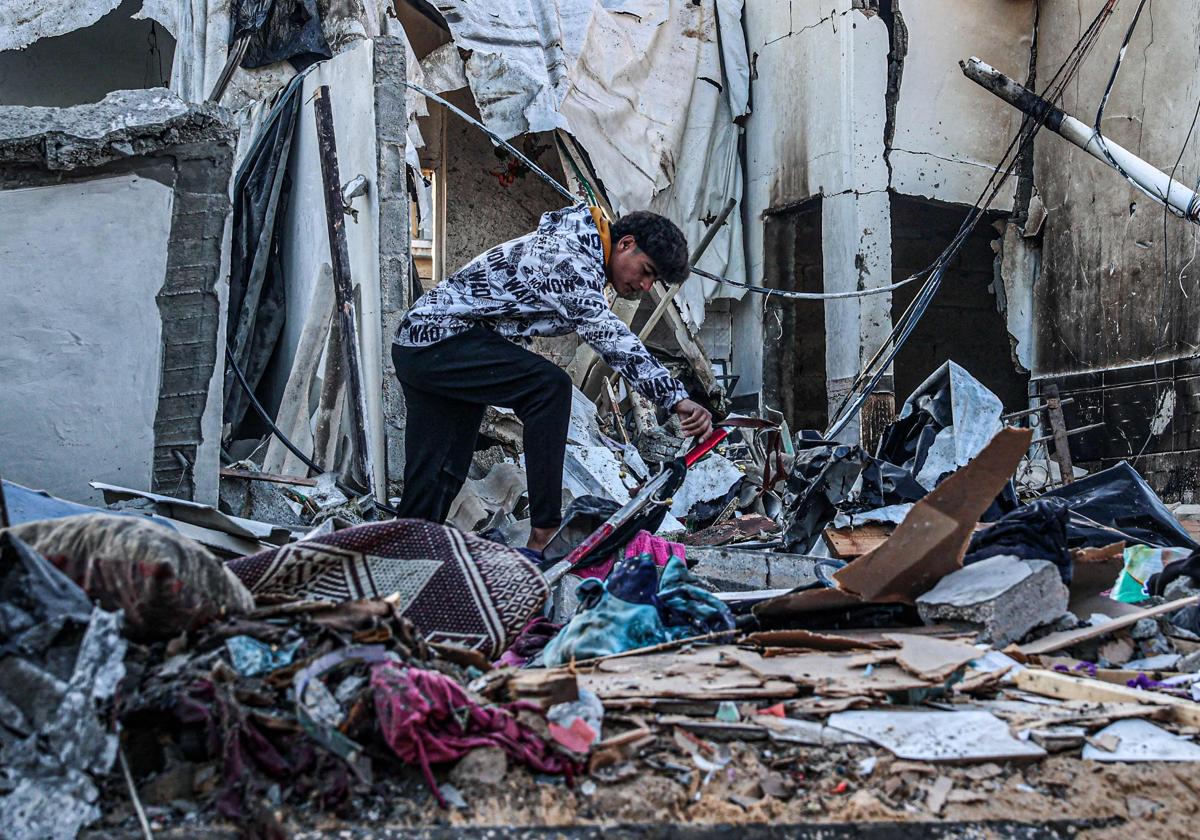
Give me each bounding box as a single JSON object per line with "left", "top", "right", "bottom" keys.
{"left": 674, "top": 398, "right": 713, "bottom": 441}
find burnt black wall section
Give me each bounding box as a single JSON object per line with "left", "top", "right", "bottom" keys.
{"left": 1034, "top": 356, "right": 1200, "bottom": 501}
{"left": 0, "top": 90, "right": 236, "bottom": 500}
{"left": 889, "top": 195, "right": 1028, "bottom": 409}
{"left": 762, "top": 199, "right": 826, "bottom": 432}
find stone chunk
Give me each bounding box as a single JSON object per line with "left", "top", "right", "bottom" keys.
{"left": 687, "top": 546, "right": 770, "bottom": 591}
{"left": 0, "top": 88, "right": 234, "bottom": 172}
{"left": 915, "top": 555, "right": 1068, "bottom": 646}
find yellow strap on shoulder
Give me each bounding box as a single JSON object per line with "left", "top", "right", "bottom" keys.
{"left": 588, "top": 206, "right": 612, "bottom": 266}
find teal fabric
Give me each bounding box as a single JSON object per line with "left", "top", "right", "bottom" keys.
{"left": 538, "top": 556, "right": 735, "bottom": 666}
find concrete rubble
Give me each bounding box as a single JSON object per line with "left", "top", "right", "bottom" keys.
{"left": 4, "top": 1, "right": 1200, "bottom": 838}
{"left": 915, "top": 555, "right": 1070, "bottom": 646}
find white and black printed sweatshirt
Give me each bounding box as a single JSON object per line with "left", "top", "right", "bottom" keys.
{"left": 395, "top": 203, "right": 690, "bottom": 410}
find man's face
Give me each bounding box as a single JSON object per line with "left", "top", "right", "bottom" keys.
{"left": 609, "top": 234, "right": 661, "bottom": 299}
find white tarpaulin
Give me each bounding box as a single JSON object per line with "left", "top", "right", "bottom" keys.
{"left": 430, "top": 0, "right": 749, "bottom": 329}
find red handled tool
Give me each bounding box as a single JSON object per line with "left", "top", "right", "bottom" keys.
{"left": 542, "top": 427, "right": 731, "bottom": 586}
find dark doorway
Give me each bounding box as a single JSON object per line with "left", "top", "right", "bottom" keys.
{"left": 763, "top": 200, "right": 827, "bottom": 432}
{"left": 889, "top": 195, "right": 1028, "bottom": 409}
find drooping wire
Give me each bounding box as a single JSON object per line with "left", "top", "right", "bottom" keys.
{"left": 823, "top": 1, "right": 1119, "bottom": 440}
{"left": 404, "top": 80, "right": 915, "bottom": 303}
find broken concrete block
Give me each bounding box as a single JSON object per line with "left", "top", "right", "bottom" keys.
{"left": 766, "top": 554, "right": 820, "bottom": 590}
{"left": 552, "top": 573, "right": 586, "bottom": 624}
{"left": 687, "top": 546, "right": 770, "bottom": 591}
{"left": 915, "top": 555, "right": 1068, "bottom": 646}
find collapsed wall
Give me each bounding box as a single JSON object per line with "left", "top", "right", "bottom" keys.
{"left": 0, "top": 89, "right": 236, "bottom": 504}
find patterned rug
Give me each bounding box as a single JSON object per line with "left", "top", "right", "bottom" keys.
{"left": 226, "top": 519, "right": 548, "bottom": 659}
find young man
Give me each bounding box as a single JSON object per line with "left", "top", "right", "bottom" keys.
{"left": 392, "top": 203, "right": 713, "bottom": 552}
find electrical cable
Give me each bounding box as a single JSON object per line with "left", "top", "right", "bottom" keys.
{"left": 401, "top": 80, "right": 576, "bottom": 203}
{"left": 823, "top": 2, "right": 1119, "bottom": 439}
{"left": 224, "top": 345, "right": 400, "bottom": 514}
{"left": 406, "top": 81, "right": 923, "bottom": 303}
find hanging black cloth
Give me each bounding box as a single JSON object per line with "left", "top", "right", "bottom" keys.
{"left": 230, "top": 0, "right": 332, "bottom": 71}
{"left": 222, "top": 72, "right": 306, "bottom": 438}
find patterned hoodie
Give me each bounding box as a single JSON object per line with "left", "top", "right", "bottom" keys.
{"left": 395, "top": 203, "right": 690, "bottom": 410}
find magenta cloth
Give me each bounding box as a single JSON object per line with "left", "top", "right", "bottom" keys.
{"left": 575, "top": 530, "right": 686, "bottom": 581}
{"left": 371, "top": 662, "right": 575, "bottom": 807}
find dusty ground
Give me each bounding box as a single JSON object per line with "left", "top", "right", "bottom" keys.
{"left": 86, "top": 730, "right": 1198, "bottom": 839}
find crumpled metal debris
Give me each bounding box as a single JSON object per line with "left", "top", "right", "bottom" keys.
{"left": 0, "top": 532, "right": 126, "bottom": 840}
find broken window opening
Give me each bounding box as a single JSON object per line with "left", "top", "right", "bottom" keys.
{"left": 411, "top": 166, "right": 437, "bottom": 290}
{"left": 0, "top": 0, "right": 175, "bottom": 107}
{"left": 889, "top": 194, "right": 1029, "bottom": 411}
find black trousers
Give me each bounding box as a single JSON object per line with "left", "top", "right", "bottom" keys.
{"left": 391, "top": 325, "right": 572, "bottom": 530}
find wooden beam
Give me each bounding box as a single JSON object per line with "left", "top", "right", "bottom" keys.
{"left": 313, "top": 86, "right": 377, "bottom": 496}
{"left": 1019, "top": 594, "right": 1200, "bottom": 655}
{"left": 219, "top": 468, "right": 318, "bottom": 487}
{"left": 1013, "top": 668, "right": 1200, "bottom": 728}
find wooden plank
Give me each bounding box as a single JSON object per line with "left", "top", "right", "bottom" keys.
{"left": 220, "top": 468, "right": 318, "bottom": 487}
{"left": 1044, "top": 384, "right": 1074, "bottom": 485}
{"left": 822, "top": 523, "right": 893, "bottom": 559}
{"left": 313, "top": 85, "right": 376, "bottom": 496}
{"left": 1013, "top": 668, "right": 1200, "bottom": 728}
{"left": 508, "top": 671, "right": 579, "bottom": 709}
{"left": 1018, "top": 594, "right": 1200, "bottom": 655}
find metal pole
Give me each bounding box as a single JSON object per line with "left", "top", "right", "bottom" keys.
{"left": 313, "top": 86, "right": 377, "bottom": 497}
{"left": 639, "top": 197, "right": 737, "bottom": 341}
{"left": 961, "top": 57, "right": 1200, "bottom": 223}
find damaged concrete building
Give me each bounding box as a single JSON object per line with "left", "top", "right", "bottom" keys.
{"left": 4, "top": 0, "right": 1198, "bottom": 504}
{"left": 6, "top": 0, "right": 1200, "bottom": 836}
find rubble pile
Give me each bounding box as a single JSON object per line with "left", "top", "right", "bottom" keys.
{"left": 5, "top": 363, "right": 1200, "bottom": 838}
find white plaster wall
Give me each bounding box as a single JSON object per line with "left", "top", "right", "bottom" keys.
{"left": 889, "top": 0, "right": 1035, "bottom": 208}
{"left": 276, "top": 40, "right": 387, "bottom": 498}
{"left": 0, "top": 175, "right": 171, "bottom": 503}
{"left": 739, "top": 1, "right": 894, "bottom": 435}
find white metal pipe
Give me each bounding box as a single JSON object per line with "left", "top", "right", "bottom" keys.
{"left": 962, "top": 57, "right": 1200, "bottom": 224}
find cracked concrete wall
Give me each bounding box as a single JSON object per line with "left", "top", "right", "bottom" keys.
{"left": 739, "top": 0, "right": 1038, "bottom": 439}
{"left": 0, "top": 0, "right": 174, "bottom": 106}
{"left": 741, "top": 1, "right": 894, "bottom": 441}
{"left": 888, "top": 1, "right": 1035, "bottom": 207}
{"left": 1027, "top": 0, "right": 1200, "bottom": 496}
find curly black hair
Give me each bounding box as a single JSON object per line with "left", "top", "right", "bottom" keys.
{"left": 610, "top": 211, "right": 690, "bottom": 285}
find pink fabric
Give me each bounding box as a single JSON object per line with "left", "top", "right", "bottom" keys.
{"left": 371, "top": 662, "right": 576, "bottom": 807}
{"left": 575, "top": 530, "right": 686, "bottom": 581}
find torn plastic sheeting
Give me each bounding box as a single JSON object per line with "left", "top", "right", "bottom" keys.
{"left": 1111, "top": 545, "right": 1193, "bottom": 604}
{"left": 0, "top": 533, "right": 126, "bottom": 840}
{"left": 780, "top": 444, "right": 926, "bottom": 554}
{"left": 877, "top": 361, "right": 1004, "bottom": 490}
{"left": 431, "top": 0, "right": 749, "bottom": 326}
{"left": 558, "top": 0, "right": 750, "bottom": 326}
{"left": 232, "top": 0, "right": 331, "bottom": 70}
{"left": 1042, "top": 461, "right": 1200, "bottom": 551}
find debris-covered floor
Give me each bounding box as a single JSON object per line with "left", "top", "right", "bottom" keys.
{"left": 6, "top": 363, "right": 1200, "bottom": 840}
